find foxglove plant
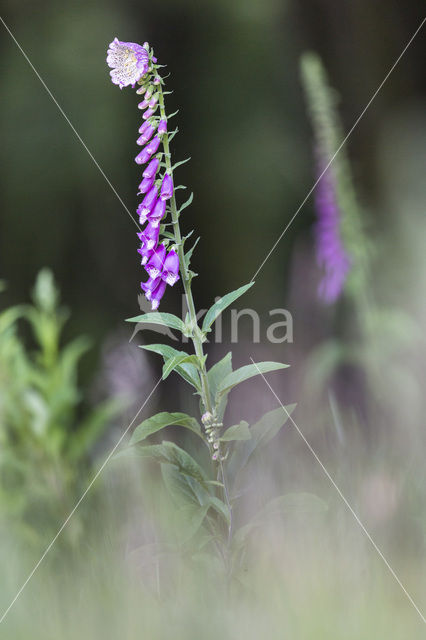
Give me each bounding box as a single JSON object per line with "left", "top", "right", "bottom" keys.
{"left": 107, "top": 38, "right": 293, "bottom": 569}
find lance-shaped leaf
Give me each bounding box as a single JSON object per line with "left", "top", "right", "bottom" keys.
{"left": 126, "top": 311, "right": 186, "bottom": 334}
{"left": 129, "top": 412, "right": 203, "bottom": 446}
{"left": 129, "top": 440, "right": 209, "bottom": 486}
{"left": 217, "top": 361, "right": 289, "bottom": 397}
{"left": 162, "top": 354, "right": 200, "bottom": 380}
{"left": 202, "top": 282, "right": 254, "bottom": 333}
{"left": 220, "top": 421, "right": 251, "bottom": 442}
{"left": 207, "top": 352, "right": 232, "bottom": 420}
{"left": 177, "top": 192, "right": 193, "bottom": 215}
{"left": 141, "top": 344, "right": 201, "bottom": 390}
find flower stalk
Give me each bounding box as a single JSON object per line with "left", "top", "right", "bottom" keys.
{"left": 155, "top": 82, "right": 214, "bottom": 417}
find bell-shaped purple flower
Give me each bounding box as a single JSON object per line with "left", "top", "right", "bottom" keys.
{"left": 142, "top": 108, "right": 155, "bottom": 121}
{"left": 145, "top": 87, "right": 153, "bottom": 101}
{"left": 145, "top": 244, "right": 166, "bottom": 279}
{"left": 138, "top": 99, "right": 149, "bottom": 110}
{"left": 137, "top": 221, "right": 160, "bottom": 252}
{"left": 158, "top": 119, "right": 167, "bottom": 135}
{"left": 148, "top": 95, "right": 158, "bottom": 109}
{"left": 138, "top": 121, "right": 150, "bottom": 135}
{"left": 161, "top": 249, "right": 180, "bottom": 286}
{"left": 136, "top": 85, "right": 147, "bottom": 95}
{"left": 141, "top": 276, "right": 167, "bottom": 310}
{"left": 143, "top": 158, "right": 160, "bottom": 179}
{"left": 137, "top": 124, "right": 155, "bottom": 146}
{"left": 147, "top": 198, "right": 166, "bottom": 228}
{"left": 137, "top": 185, "right": 158, "bottom": 222}
{"left": 160, "top": 174, "right": 173, "bottom": 201}
{"left": 135, "top": 136, "right": 161, "bottom": 165}
{"left": 138, "top": 176, "right": 154, "bottom": 194}
{"left": 137, "top": 244, "right": 154, "bottom": 266}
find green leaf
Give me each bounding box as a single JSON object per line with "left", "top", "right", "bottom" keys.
{"left": 141, "top": 344, "right": 201, "bottom": 390}
{"left": 184, "top": 237, "right": 200, "bottom": 268}
{"left": 126, "top": 311, "right": 186, "bottom": 333}
{"left": 207, "top": 352, "right": 232, "bottom": 420}
{"left": 129, "top": 412, "right": 202, "bottom": 446}
{"left": 171, "top": 157, "right": 191, "bottom": 171}
{"left": 162, "top": 354, "right": 200, "bottom": 380}
{"left": 129, "top": 441, "right": 209, "bottom": 486}
{"left": 202, "top": 282, "right": 254, "bottom": 333}
{"left": 217, "top": 362, "right": 289, "bottom": 396}
{"left": 177, "top": 192, "right": 193, "bottom": 214}
{"left": 220, "top": 421, "right": 251, "bottom": 441}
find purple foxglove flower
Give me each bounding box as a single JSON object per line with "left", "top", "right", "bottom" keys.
{"left": 138, "top": 176, "right": 154, "bottom": 194}
{"left": 158, "top": 119, "right": 167, "bottom": 135}
{"left": 143, "top": 158, "right": 160, "bottom": 179}
{"left": 136, "top": 86, "right": 147, "bottom": 95}
{"left": 141, "top": 277, "right": 167, "bottom": 310}
{"left": 148, "top": 96, "right": 158, "bottom": 109}
{"left": 106, "top": 38, "right": 149, "bottom": 88}
{"left": 137, "top": 124, "right": 156, "bottom": 146}
{"left": 137, "top": 185, "right": 158, "bottom": 222}
{"left": 138, "top": 99, "right": 149, "bottom": 110}
{"left": 145, "top": 87, "right": 153, "bottom": 100}
{"left": 137, "top": 244, "right": 154, "bottom": 265}
{"left": 147, "top": 198, "right": 166, "bottom": 227}
{"left": 161, "top": 249, "right": 180, "bottom": 286}
{"left": 160, "top": 174, "right": 173, "bottom": 201}
{"left": 145, "top": 244, "right": 166, "bottom": 279}
{"left": 142, "top": 107, "right": 155, "bottom": 121}
{"left": 135, "top": 136, "right": 161, "bottom": 165}
{"left": 138, "top": 121, "right": 150, "bottom": 135}
{"left": 314, "top": 157, "right": 351, "bottom": 303}
{"left": 153, "top": 76, "right": 161, "bottom": 85}
{"left": 137, "top": 221, "right": 160, "bottom": 251}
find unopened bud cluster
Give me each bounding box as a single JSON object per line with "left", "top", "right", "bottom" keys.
{"left": 201, "top": 412, "right": 225, "bottom": 461}
{"left": 107, "top": 38, "right": 179, "bottom": 310}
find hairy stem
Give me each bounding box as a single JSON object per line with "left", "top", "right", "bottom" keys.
{"left": 157, "top": 83, "right": 213, "bottom": 416}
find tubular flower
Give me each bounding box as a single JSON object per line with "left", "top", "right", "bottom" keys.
{"left": 148, "top": 198, "right": 166, "bottom": 227}
{"left": 145, "top": 244, "right": 166, "bottom": 279}
{"left": 137, "top": 221, "right": 160, "bottom": 252}
{"left": 160, "top": 174, "right": 173, "bottom": 201}
{"left": 142, "top": 107, "right": 155, "bottom": 120}
{"left": 141, "top": 276, "right": 167, "bottom": 310}
{"left": 138, "top": 176, "right": 154, "bottom": 194}
{"left": 138, "top": 99, "right": 149, "bottom": 110}
{"left": 161, "top": 249, "right": 180, "bottom": 286}
{"left": 158, "top": 119, "right": 167, "bottom": 135}
{"left": 314, "top": 160, "right": 351, "bottom": 303}
{"left": 143, "top": 158, "right": 160, "bottom": 179}
{"left": 137, "top": 185, "right": 158, "bottom": 222}
{"left": 137, "top": 124, "right": 156, "bottom": 146}
{"left": 107, "top": 39, "right": 149, "bottom": 88}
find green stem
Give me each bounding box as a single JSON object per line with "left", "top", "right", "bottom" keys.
{"left": 157, "top": 83, "right": 213, "bottom": 416}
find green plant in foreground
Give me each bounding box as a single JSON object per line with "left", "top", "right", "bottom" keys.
{"left": 0, "top": 270, "right": 119, "bottom": 546}
{"left": 107, "top": 39, "right": 296, "bottom": 571}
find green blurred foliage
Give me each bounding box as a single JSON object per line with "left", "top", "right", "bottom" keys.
{"left": 0, "top": 270, "right": 120, "bottom": 546}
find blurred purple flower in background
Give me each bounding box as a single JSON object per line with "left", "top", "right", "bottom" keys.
{"left": 314, "top": 158, "right": 351, "bottom": 303}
